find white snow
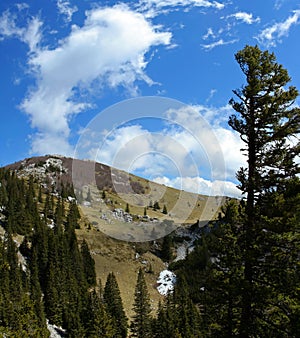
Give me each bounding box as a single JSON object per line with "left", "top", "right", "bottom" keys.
{"left": 157, "top": 270, "right": 176, "bottom": 296}
{"left": 47, "top": 320, "right": 66, "bottom": 338}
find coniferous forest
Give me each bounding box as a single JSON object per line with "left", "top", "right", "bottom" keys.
{"left": 0, "top": 45, "right": 299, "bottom": 337}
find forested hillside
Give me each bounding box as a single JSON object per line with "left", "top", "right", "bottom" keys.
{"left": 0, "top": 45, "right": 299, "bottom": 337}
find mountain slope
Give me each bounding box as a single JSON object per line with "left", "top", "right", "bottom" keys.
{"left": 5, "top": 155, "right": 229, "bottom": 318}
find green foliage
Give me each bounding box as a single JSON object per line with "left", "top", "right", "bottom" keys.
{"left": 81, "top": 239, "right": 96, "bottom": 286}
{"left": 165, "top": 46, "right": 300, "bottom": 337}
{"left": 228, "top": 45, "right": 300, "bottom": 336}
{"left": 86, "top": 289, "right": 116, "bottom": 337}
{"left": 161, "top": 235, "right": 173, "bottom": 262}
{"left": 131, "top": 268, "right": 152, "bottom": 337}
{"left": 103, "top": 272, "right": 128, "bottom": 337}
{"left": 0, "top": 168, "right": 102, "bottom": 336}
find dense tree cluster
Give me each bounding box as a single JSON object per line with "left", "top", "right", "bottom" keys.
{"left": 0, "top": 169, "right": 126, "bottom": 337}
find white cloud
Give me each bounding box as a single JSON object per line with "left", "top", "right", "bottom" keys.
{"left": 201, "top": 38, "right": 237, "bottom": 50}
{"left": 202, "top": 27, "right": 215, "bottom": 40}
{"left": 138, "top": 0, "right": 224, "bottom": 17}
{"left": 95, "top": 123, "right": 200, "bottom": 178}
{"left": 229, "top": 12, "right": 260, "bottom": 24}
{"left": 206, "top": 88, "right": 217, "bottom": 102}
{"left": 5, "top": 4, "right": 171, "bottom": 155}
{"left": 0, "top": 10, "right": 42, "bottom": 52}
{"left": 57, "top": 0, "right": 78, "bottom": 22}
{"left": 164, "top": 105, "right": 246, "bottom": 180}
{"left": 75, "top": 100, "right": 245, "bottom": 197}
{"left": 256, "top": 10, "right": 300, "bottom": 47}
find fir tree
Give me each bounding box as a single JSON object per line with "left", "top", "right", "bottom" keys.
{"left": 103, "top": 272, "right": 128, "bottom": 338}
{"left": 131, "top": 268, "right": 152, "bottom": 338}
{"left": 81, "top": 239, "right": 96, "bottom": 286}
{"left": 86, "top": 289, "right": 115, "bottom": 337}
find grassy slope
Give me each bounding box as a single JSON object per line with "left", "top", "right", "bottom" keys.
{"left": 76, "top": 226, "right": 165, "bottom": 319}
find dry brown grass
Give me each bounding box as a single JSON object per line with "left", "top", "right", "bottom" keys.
{"left": 76, "top": 226, "right": 165, "bottom": 319}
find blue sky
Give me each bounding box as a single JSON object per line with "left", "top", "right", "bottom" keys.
{"left": 0, "top": 0, "right": 299, "bottom": 197}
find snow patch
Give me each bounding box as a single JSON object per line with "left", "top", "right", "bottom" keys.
{"left": 157, "top": 270, "right": 176, "bottom": 296}
{"left": 47, "top": 320, "right": 66, "bottom": 338}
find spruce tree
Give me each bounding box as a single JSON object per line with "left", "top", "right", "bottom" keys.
{"left": 228, "top": 45, "right": 300, "bottom": 336}
{"left": 81, "top": 239, "right": 96, "bottom": 286}
{"left": 103, "top": 272, "right": 128, "bottom": 338}
{"left": 131, "top": 268, "right": 152, "bottom": 338}
{"left": 86, "top": 289, "right": 115, "bottom": 337}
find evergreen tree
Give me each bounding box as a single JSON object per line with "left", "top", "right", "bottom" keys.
{"left": 29, "top": 247, "right": 47, "bottom": 330}
{"left": 131, "top": 268, "right": 152, "bottom": 338}
{"left": 86, "top": 289, "right": 115, "bottom": 337}
{"left": 81, "top": 239, "right": 96, "bottom": 286}
{"left": 161, "top": 235, "right": 173, "bottom": 262}
{"left": 228, "top": 45, "right": 300, "bottom": 336}
{"left": 153, "top": 201, "right": 160, "bottom": 211}
{"left": 103, "top": 272, "right": 128, "bottom": 338}
{"left": 162, "top": 204, "right": 168, "bottom": 214}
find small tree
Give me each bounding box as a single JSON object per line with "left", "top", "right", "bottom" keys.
{"left": 161, "top": 235, "right": 173, "bottom": 262}
{"left": 153, "top": 201, "right": 160, "bottom": 211}
{"left": 86, "top": 187, "right": 92, "bottom": 202}
{"left": 131, "top": 268, "right": 152, "bottom": 337}
{"left": 103, "top": 272, "right": 128, "bottom": 338}
{"left": 81, "top": 239, "right": 96, "bottom": 286}
{"left": 162, "top": 204, "right": 168, "bottom": 214}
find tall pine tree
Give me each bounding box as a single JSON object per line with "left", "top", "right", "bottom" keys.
{"left": 228, "top": 45, "right": 300, "bottom": 336}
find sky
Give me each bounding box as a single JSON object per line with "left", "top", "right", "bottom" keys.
{"left": 0, "top": 0, "right": 300, "bottom": 198}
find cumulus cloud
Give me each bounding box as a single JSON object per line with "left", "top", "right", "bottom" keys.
{"left": 57, "top": 0, "right": 78, "bottom": 22}
{"left": 228, "top": 12, "right": 260, "bottom": 24}
{"left": 256, "top": 10, "right": 300, "bottom": 47}
{"left": 95, "top": 123, "right": 200, "bottom": 179}
{"left": 81, "top": 102, "right": 245, "bottom": 197}
{"left": 3, "top": 4, "right": 171, "bottom": 155}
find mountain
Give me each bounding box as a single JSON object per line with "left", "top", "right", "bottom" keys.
{"left": 3, "top": 154, "right": 228, "bottom": 321}
{"left": 6, "top": 154, "right": 227, "bottom": 231}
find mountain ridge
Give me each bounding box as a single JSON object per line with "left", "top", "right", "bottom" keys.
{"left": 3, "top": 154, "right": 229, "bottom": 319}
